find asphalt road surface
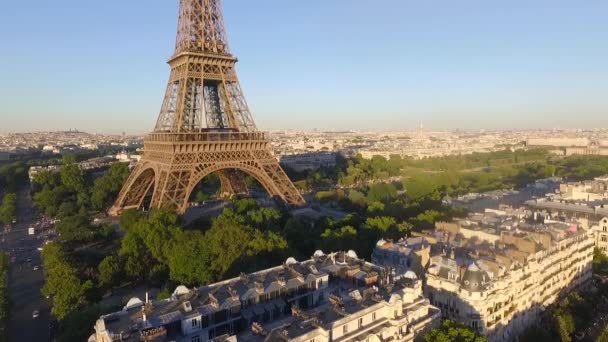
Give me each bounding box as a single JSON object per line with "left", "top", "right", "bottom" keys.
{"left": 2, "top": 189, "right": 52, "bottom": 342}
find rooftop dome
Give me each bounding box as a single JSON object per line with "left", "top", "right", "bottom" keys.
{"left": 173, "top": 285, "right": 190, "bottom": 296}
{"left": 389, "top": 293, "right": 402, "bottom": 305}
{"left": 124, "top": 297, "right": 143, "bottom": 310}
{"left": 313, "top": 250, "right": 325, "bottom": 258}
{"left": 462, "top": 263, "right": 490, "bottom": 292}
{"left": 404, "top": 270, "right": 418, "bottom": 280}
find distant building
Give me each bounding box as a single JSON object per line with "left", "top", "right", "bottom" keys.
{"left": 592, "top": 217, "right": 608, "bottom": 253}
{"left": 565, "top": 142, "right": 608, "bottom": 156}
{"left": 28, "top": 156, "right": 120, "bottom": 181}
{"left": 278, "top": 152, "right": 338, "bottom": 172}
{"left": 91, "top": 251, "right": 440, "bottom": 342}
{"left": 526, "top": 137, "right": 590, "bottom": 147}
{"left": 116, "top": 151, "right": 142, "bottom": 163}
{"left": 526, "top": 198, "right": 608, "bottom": 221}
{"left": 527, "top": 138, "right": 608, "bottom": 157}
{"left": 558, "top": 176, "right": 608, "bottom": 202}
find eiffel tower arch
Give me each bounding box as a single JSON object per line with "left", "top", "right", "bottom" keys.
{"left": 110, "top": 0, "right": 304, "bottom": 215}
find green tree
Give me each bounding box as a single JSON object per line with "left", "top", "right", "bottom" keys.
{"left": 284, "top": 217, "right": 319, "bottom": 258}
{"left": 365, "top": 216, "right": 397, "bottom": 232}
{"left": 424, "top": 320, "right": 488, "bottom": 342}
{"left": 119, "top": 209, "right": 145, "bottom": 232}
{"left": 321, "top": 226, "right": 358, "bottom": 252}
{"left": 366, "top": 183, "right": 397, "bottom": 202}
{"left": 55, "top": 215, "right": 95, "bottom": 244}
{"left": 90, "top": 163, "right": 130, "bottom": 211}
{"left": 404, "top": 174, "right": 438, "bottom": 200}
{"left": 57, "top": 201, "right": 79, "bottom": 219}
{"left": 56, "top": 305, "right": 108, "bottom": 342}
{"left": 593, "top": 247, "right": 608, "bottom": 275}
{"left": 119, "top": 226, "right": 150, "bottom": 280}
{"left": 166, "top": 231, "right": 211, "bottom": 285}
{"left": 203, "top": 210, "right": 252, "bottom": 280}
{"left": 142, "top": 209, "right": 181, "bottom": 263}
{"left": 367, "top": 201, "right": 385, "bottom": 214}
{"left": 41, "top": 244, "right": 92, "bottom": 320}
{"left": 32, "top": 170, "right": 60, "bottom": 189}
{"left": 246, "top": 207, "right": 282, "bottom": 230}
{"left": 0, "top": 193, "right": 17, "bottom": 225}
{"left": 364, "top": 216, "right": 410, "bottom": 241}
{"left": 194, "top": 190, "right": 209, "bottom": 203}
{"left": 413, "top": 209, "right": 443, "bottom": 229}
{"left": 0, "top": 161, "right": 28, "bottom": 192}
{"left": 97, "top": 256, "right": 122, "bottom": 288}
{"left": 118, "top": 209, "right": 177, "bottom": 281}
{"left": 0, "top": 253, "right": 9, "bottom": 342}
{"left": 234, "top": 198, "right": 259, "bottom": 214}
{"left": 598, "top": 325, "right": 608, "bottom": 342}
{"left": 315, "top": 191, "right": 337, "bottom": 202}
{"left": 199, "top": 209, "right": 289, "bottom": 280}
{"left": 60, "top": 161, "right": 85, "bottom": 193}
{"left": 348, "top": 190, "right": 367, "bottom": 207}
{"left": 33, "top": 186, "right": 71, "bottom": 217}
{"left": 554, "top": 313, "right": 573, "bottom": 342}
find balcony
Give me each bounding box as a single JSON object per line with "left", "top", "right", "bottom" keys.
{"left": 504, "top": 305, "right": 517, "bottom": 317}
{"left": 145, "top": 131, "right": 270, "bottom": 143}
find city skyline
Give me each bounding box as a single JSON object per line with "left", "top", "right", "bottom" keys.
{"left": 1, "top": 0, "right": 607, "bottom": 133}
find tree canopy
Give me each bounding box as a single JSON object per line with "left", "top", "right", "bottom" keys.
{"left": 0, "top": 253, "right": 9, "bottom": 342}
{"left": 424, "top": 320, "right": 488, "bottom": 342}
{"left": 0, "top": 193, "right": 17, "bottom": 225}
{"left": 41, "top": 243, "right": 93, "bottom": 320}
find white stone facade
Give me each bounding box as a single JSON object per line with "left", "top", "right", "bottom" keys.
{"left": 425, "top": 228, "right": 594, "bottom": 342}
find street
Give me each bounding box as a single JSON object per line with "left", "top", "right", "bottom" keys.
{"left": 2, "top": 188, "right": 52, "bottom": 342}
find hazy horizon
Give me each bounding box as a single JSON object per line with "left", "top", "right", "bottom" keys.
{"left": 1, "top": 0, "right": 606, "bottom": 133}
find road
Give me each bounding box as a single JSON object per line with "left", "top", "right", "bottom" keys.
{"left": 2, "top": 188, "right": 52, "bottom": 342}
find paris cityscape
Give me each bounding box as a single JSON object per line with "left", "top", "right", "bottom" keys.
{"left": 1, "top": 1, "right": 607, "bottom": 342}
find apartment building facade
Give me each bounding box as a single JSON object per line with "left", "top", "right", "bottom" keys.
{"left": 424, "top": 220, "right": 594, "bottom": 342}
{"left": 91, "top": 251, "right": 440, "bottom": 342}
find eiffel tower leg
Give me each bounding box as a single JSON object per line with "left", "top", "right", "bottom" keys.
{"left": 109, "top": 163, "right": 157, "bottom": 216}
{"left": 150, "top": 168, "right": 194, "bottom": 214}
{"left": 217, "top": 170, "right": 236, "bottom": 199}
{"left": 253, "top": 151, "right": 305, "bottom": 206}
{"left": 228, "top": 171, "right": 249, "bottom": 195}
{"left": 217, "top": 170, "right": 249, "bottom": 199}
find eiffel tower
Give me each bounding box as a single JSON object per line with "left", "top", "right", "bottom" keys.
{"left": 110, "top": 0, "right": 305, "bottom": 215}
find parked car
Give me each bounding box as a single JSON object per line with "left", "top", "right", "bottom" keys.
{"left": 32, "top": 310, "right": 39, "bottom": 319}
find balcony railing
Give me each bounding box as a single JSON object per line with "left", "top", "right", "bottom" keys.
{"left": 145, "top": 131, "right": 270, "bottom": 143}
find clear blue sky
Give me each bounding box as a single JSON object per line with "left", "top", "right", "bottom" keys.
{"left": 0, "top": 1, "right": 606, "bottom": 133}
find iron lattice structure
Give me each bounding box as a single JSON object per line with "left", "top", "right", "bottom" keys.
{"left": 110, "top": 0, "right": 304, "bottom": 215}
